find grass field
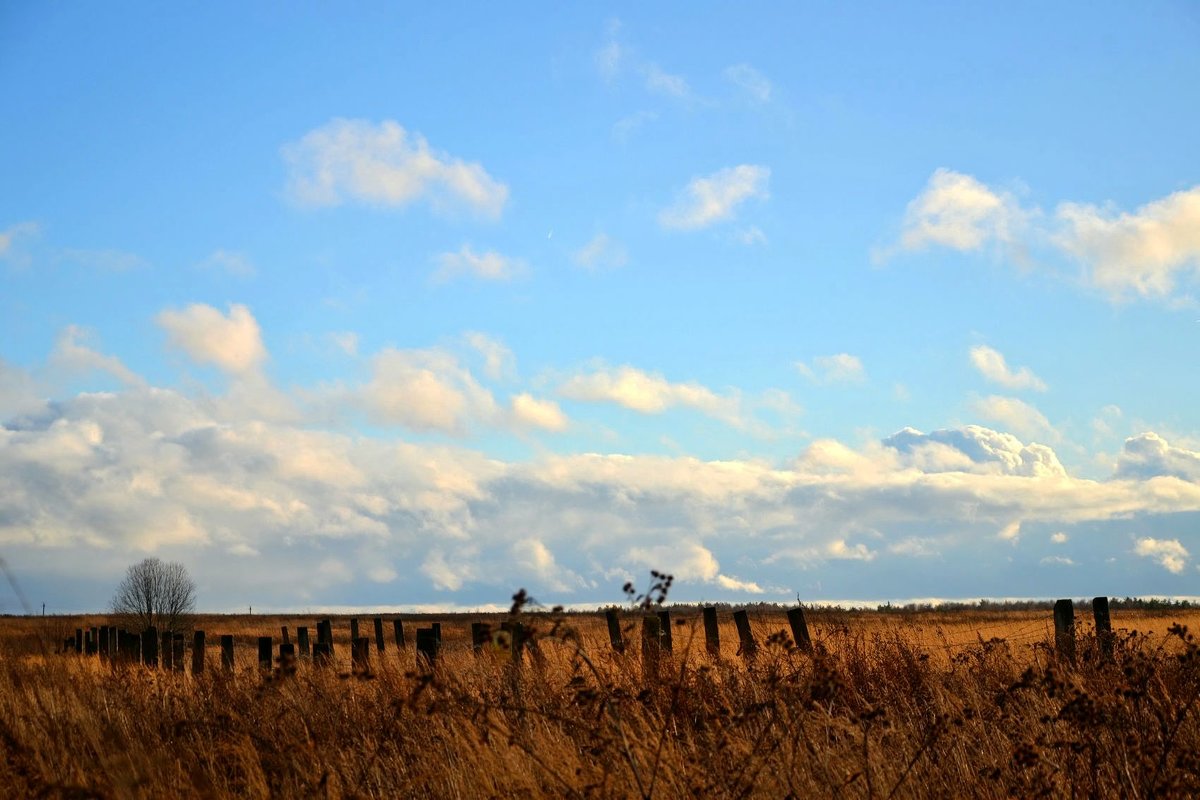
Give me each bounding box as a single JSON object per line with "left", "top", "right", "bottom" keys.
{"left": 1, "top": 603, "right": 1198, "bottom": 798}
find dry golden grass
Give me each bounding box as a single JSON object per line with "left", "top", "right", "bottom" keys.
{"left": 2, "top": 604, "right": 1199, "bottom": 798}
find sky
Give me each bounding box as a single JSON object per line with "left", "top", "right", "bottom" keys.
{"left": 2, "top": 3, "right": 1200, "bottom": 613}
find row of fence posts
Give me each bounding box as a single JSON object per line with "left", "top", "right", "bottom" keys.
{"left": 60, "top": 598, "right": 1115, "bottom": 675}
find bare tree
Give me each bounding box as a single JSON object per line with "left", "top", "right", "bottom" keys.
{"left": 111, "top": 558, "right": 196, "bottom": 635}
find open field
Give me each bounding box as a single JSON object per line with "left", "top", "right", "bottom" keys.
{"left": 1, "top": 605, "right": 1199, "bottom": 798}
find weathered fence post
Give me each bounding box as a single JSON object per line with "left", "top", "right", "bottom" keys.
{"left": 142, "top": 627, "right": 158, "bottom": 668}
{"left": 173, "top": 634, "right": 185, "bottom": 671}
{"left": 281, "top": 626, "right": 290, "bottom": 645}
{"left": 471, "top": 622, "right": 490, "bottom": 652}
{"left": 657, "top": 610, "right": 673, "bottom": 653}
{"left": 192, "top": 631, "right": 205, "bottom": 675}
{"left": 317, "top": 619, "right": 334, "bottom": 659}
{"left": 415, "top": 627, "right": 438, "bottom": 669}
{"left": 99, "top": 626, "right": 110, "bottom": 661}
{"left": 1093, "top": 596, "right": 1113, "bottom": 661}
{"left": 352, "top": 637, "right": 371, "bottom": 674}
{"left": 75, "top": 628, "right": 83, "bottom": 654}
{"left": 605, "top": 609, "right": 625, "bottom": 654}
{"left": 221, "top": 634, "right": 234, "bottom": 671}
{"left": 1054, "top": 598, "right": 1076, "bottom": 664}
{"left": 788, "top": 606, "right": 812, "bottom": 652}
{"left": 297, "top": 627, "right": 310, "bottom": 658}
{"left": 89, "top": 627, "right": 99, "bottom": 655}
{"left": 373, "top": 617, "right": 385, "bottom": 652}
{"left": 313, "top": 641, "right": 331, "bottom": 666}
{"left": 733, "top": 610, "right": 757, "bottom": 660}
{"left": 641, "top": 615, "right": 661, "bottom": 684}
{"left": 279, "top": 642, "right": 296, "bottom": 673}
{"left": 432, "top": 622, "right": 442, "bottom": 644}
{"left": 393, "top": 618, "right": 406, "bottom": 649}
{"left": 257, "top": 637, "right": 272, "bottom": 671}
{"left": 350, "top": 618, "right": 360, "bottom": 643}
{"left": 703, "top": 606, "right": 721, "bottom": 656}
{"left": 162, "top": 631, "right": 173, "bottom": 670}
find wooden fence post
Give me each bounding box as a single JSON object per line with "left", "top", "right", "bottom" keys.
{"left": 352, "top": 637, "right": 371, "bottom": 674}
{"left": 281, "top": 626, "right": 290, "bottom": 645}
{"left": 733, "top": 610, "right": 757, "bottom": 660}
{"left": 350, "top": 618, "right": 360, "bottom": 643}
{"left": 432, "top": 622, "right": 442, "bottom": 645}
{"left": 641, "top": 615, "right": 661, "bottom": 684}
{"left": 605, "top": 609, "right": 625, "bottom": 654}
{"left": 313, "top": 641, "right": 331, "bottom": 666}
{"left": 89, "top": 627, "right": 99, "bottom": 655}
{"left": 703, "top": 606, "right": 720, "bottom": 656}
{"left": 173, "top": 634, "right": 185, "bottom": 671}
{"left": 142, "top": 627, "right": 158, "bottom": 668}
{"left": 318, "top": 619, "right": 334, "bottom": 658}
{"left": 99, "top": 626, "right": 110, "bottom": 661}
{"left": 393, "top": 619, "right": 406, "bottom": 649}
{"left": 297, "top": 627, "right": 310, "bottom": 658}
{"left": 787, "top": 606, "right": 812, "bottom": 652}
{"left": 373, "top": 617, "right": 385, "bottom": 652}
{"left": 221, "top": 634, "right": 234, "bottom": 671}
{"left": 257, "top": 637, "right": 273, "bottom": 671}
{"left": 162, "top": 631, "right": 173, "bottom": 670}
{"left": 471, "top": 622, "right": 490, "bottom": 652}
{"left": 657, "top": 610, "right": 673, "bottom": 653}
{"left": 416, "top": 627, "right": 438, "bottom": 669}
{"left": 75, "top": 628, "right": 83, "bottom": 654}
{"left": 1054, "top": 598, "right": 1075, "bottom": 664}
{"left": 192, "top": 631, "right": 205, "bottom": 675}
{"left": 279, "top": 642, "right": 296, "bottom": 673}
{"left": 1093, "top": 596, "right": 1113, "bottom": 661}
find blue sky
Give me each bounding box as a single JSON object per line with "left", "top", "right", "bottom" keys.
{"left": 2, "top": 3, "right": 1200, "bottom": 612}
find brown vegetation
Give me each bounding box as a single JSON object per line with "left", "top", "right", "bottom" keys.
{"left": 1, "top": 603, "right": 1199, "bottom": 798}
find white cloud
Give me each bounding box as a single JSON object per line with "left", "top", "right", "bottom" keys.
{"left": 281, "top": 118, "right": 508, "bottom": 218}
{"left": 969, "top": 395, "right": 1058, "bottom": 443}
{"left": 431, "top": 245, "right": 526, "bottom": 283}
{"left": 156, "top": 303, "right": 267, "bottom": 374}
{"left": 884, "top": 426, "right": 1065, "bottom": 477}
{"left": 1040, "top": 555, "right": 1075, "bottom": 566}
{"left": 362, "top": 347, "right": 497, "bottom": 434}
{"left": 1115, "top": 432, "right": 1200, "bottom": 481}
{"left": 659, "top": 165, "right": 770, "bottom": 230}
{"left": 1134, "top": 537, "right": 1189, "bottom": 574}
{"left": 573, "top": 233, "right": 628, "bottom": 270}
{"left": 1056, "top": 186, "right": 1200, "bottom": 300}
{"left": 510, "top": 393, "right": 568, "bottom": 432}
{"left": 558, "top": 365, "right": 746, "bottom": 428}
{"left": 463, "top": 332, "right": 515, "bottom": 381}
{"left": 999, "top": 521, "right": 1022, "bottom": 542}
{"left": 969, "top": 345, "right": 1046, "bottom": 391}
{"left": 643, "top": 63, "right": 690, "bottom": 97}
{"left": 52, "top": 326, "right": 144, "bottom": 387}
{"left": 888, "top": 168, "right": 1029, "bottom": 255}
{"left": 1051, "top": 532, "right": 1069, "bottom": 544}
{"left": 724, "top": 63, "right": 772, "bottom": 103}
{"left": 796, "top": 353, "right": 867, "bottom": 385}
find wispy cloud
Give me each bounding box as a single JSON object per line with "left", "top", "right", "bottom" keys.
{"left": 431, "top": 245, "right": 526, "bottom": 284}
{"left": 969, "top": 345, "right": 1047, "bottom": 391}
{"left": 969, "top": 394, "right": 1058, "bottom": 443}
{"left": 197, "top": 249, "right": 255, "bottom": 278}
{"left": 282, "top": 118, "right": 508, "bottom": 218}
{"left": 659, "top": 165, "right": 770, "bottom": 230}
{"left": 643, "top": 63, "right": 690, "bottom": 98}
{"left": 796, "top": 354, "right": 866, "bottom": 385}
{"left": 573, "top": 233, "right": 628, "bottom": 270}
{"left": 724, "top": 63, "right": 772, "bottom": 103}
{"left": 558, "top": 364, "right": 748, "bottom": 428}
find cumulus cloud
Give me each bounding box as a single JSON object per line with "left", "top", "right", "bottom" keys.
{"left": 890, "top": 169, "right": 1030, "bottom": 255}
{"left": 724, "top": 63, "right": 772, "bottom": 103}
{"left": 659, "top": 165, "right": 770, "bottom": 230}
{"left": 1134, "top": 537, "right": 1190, "bottom": 574}
{"left": 431, "top": 245, "right": 526, "bottom": 283}
{"left": 1115, "top": 432, "right": 1200, "bottom": 481}
{"left": 558, "top": 365, "right": 746, "bottom": 428}
{"left": 969, "top": 395, "right": 1058, "bottom": 443}
{"left": 969, "top": 345, "right": 1046, "bottom": 391}
{"left": 1056, "top": 186, "right": 1200, "bottom": 300}
{"left": 156, "top": 303, "right": 267, "bottom": 374}
{"left": 884, "top": 425, "right": 1065, "bottom": 477}
{"left": 573, "top": 233, "right": 628, "bottom": 270}
{"left": 281, "top": 118, "right": 508, "bottom": 218}
{"left": 362, "top": 347, "right": 497, "bottom": 434}
{"left": 796, "top": 354, "right": 866, "bottom": 385}
{"left": 510, "top": 393, "right": 568, "bottom": 432}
